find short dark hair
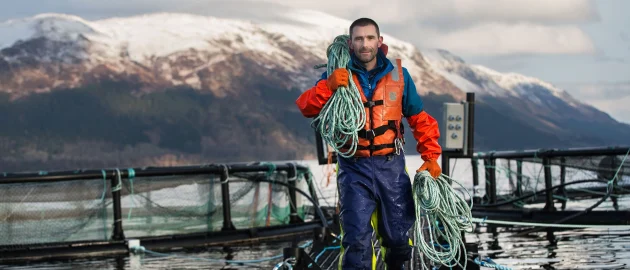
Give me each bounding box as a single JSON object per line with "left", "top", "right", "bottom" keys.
{"left": 349, "top": 18, "right": 380, "bottom": 38}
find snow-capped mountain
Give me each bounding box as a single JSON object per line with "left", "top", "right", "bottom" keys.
{"left": 420, "top": 48, "right": 627, "bottom": 140}
{"left": 0, "top": 12, "right": 628, "bottom": 171}
{"left": 0, "top": 12, "right": 463, "bottom": 99}
{"left": 422, "top": 49, "right": 580, "bottom": 106}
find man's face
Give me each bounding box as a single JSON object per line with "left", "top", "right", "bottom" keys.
{"left": 350, "top": 24, "right": 382, "bottom": 65}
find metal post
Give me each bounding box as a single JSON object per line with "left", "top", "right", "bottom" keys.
{"left": 466, "top": 93, "right": 475, "bottom": 158}
{"left": 611, "top": 156, "right": 619, "bottom": 211}
{"left": 484, "top": 159, "right": 497, "bottom": 204}
{"left": 507, "top": 159, "right": 514, "bottom": 192}
{"left": 484, "top": 159, "right": 491, "bottom": 203}
{"left": 207, "top": 175, "right": 215, "bottom": 231}
{"left": 147, "top": 178, "right": 153, "bottom": 226}
{"left": 111, "top": 170, "right": 125, "bottom": 241}
{"left": 516, "top": 160, "right": 523, "bottom": 197}
{"left": 471, "top": 158, "right": 480, "bottom": 204}
{"left": 442, "top": 154, "right": 451, "bottom": 183}
{"left": 559, "top": 157, "right": 567, "bottom": 210}
{"left": 288, "top": 165, "right": 302, "bottom": 224}
{"left": 102, "top": 179, "right": 109, "bottom": 241}
{"left": 543, "top": 157, "right": 555, "bottom": 211}
{"left": 221, "top": 166, "right": 235, "bottom": 231}
{"left": 303, "top": 169, "right": 324, "bottom": 222}
{"left": 489, "top": 158, "right": 497, "bottom": 204}
{"left": 304, "top": 170, "right": 320, "bottom": 207}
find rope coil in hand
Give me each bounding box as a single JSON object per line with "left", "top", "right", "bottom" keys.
{"left": 412, "top": 171, "right": 474, "bottom": 269}
{"left": 312, "top": 34, "right": 366, "bottom": 158}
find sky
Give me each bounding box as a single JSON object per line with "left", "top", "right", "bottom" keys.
{"left": 1, "top": 0, "right": 628, "bottom": 123}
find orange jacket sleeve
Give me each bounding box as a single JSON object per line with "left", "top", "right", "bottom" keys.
{"left": 406, "top": 110, "right": 441, "bottom": 161}
{"left": 295, "top": 79, "right": 334, "bottom": 118}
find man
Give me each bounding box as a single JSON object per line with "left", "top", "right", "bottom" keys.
{"left": 295, "top": 18, "right": 442, "bottom": 270}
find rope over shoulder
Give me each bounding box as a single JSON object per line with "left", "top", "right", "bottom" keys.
{"left": 312, "top": 34, "right": 366, "bottom": 158}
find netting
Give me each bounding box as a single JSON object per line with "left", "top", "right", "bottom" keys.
{"left": 472, "top": 153, "right": 630, "bottom": 210}
{"left": 119, "top": 169, "right": 310, "bottom": 238}
{"left": 0, "top": 166, "right": 315, "bottom": 247}
{"left": 0, "top": 177, "right": 112, "bottom": 247}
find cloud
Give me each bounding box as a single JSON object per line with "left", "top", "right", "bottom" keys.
{"left": 254, "top": 0, "right": 598, "bottom": 26}
{"left": 2, "top": 0, "right": 600, "bottom": 26}
{"left": 252, "top": 0, "right": 600, "bottom": 56}
{"left": 0, "top": 0, "right": 295, "bottom": 22}
{"left": 416, "top": 23, "right": 596, "bottom": 56}
{"left": 565, "top": 81, "right": 630, "bottom": 100}
{"left": 596, "top": 55, "right": 627, "bottom": 64}
{"left": 0, "top": 0, "right": 601, "bottom": 56}
{"left": 427, "top": 0, "right": 599, "bottom": 25}
{"left": 589, "top": 96, "right": 630, "bottom": 124}
{"left": 561, "top": 81, "right": 630, "bottom": 123}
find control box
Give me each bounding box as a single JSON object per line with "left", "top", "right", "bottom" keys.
{"left": 441, "top": 102, "right": 468, "bottom": 153}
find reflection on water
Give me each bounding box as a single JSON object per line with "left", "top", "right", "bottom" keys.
{"left": 1, "top": 226, "right": 628, "bottom": 270}
{"left": 472, "top": 226, "right": 630, "bottom": 270}
{"left": 0, "top": 243, "right": 293, "bottom": 270}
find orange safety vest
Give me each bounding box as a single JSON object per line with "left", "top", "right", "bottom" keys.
{"left": 342, "top": 58, "right": 405, "bottom": 157}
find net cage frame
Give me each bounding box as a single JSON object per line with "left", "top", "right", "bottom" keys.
{"left": 462, "top": 146, "right": 630, "bottom": 227}
{"left": 0, "top": 162, "right": 329, "bottom": 263}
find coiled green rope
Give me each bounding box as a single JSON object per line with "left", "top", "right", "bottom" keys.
{"left": 412, "top": 171, "right": 474, "bottom": 270}
{"left": 312, "top": 34, "right": 366, "bottom": 158}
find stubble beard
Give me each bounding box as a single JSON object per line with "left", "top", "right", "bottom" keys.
{"left": 356, "top": 49, "right": 376, "bottom": 64}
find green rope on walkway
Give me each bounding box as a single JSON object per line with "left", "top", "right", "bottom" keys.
{"left": 312, "top": 34, "right": 366, "bottom": 158}
{"left": 412, "top": 171, "right": 474, "bottom": 270}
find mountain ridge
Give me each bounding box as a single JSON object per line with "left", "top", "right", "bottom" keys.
{"left": 1, "top": 12, "right": 628, "bottom": 172}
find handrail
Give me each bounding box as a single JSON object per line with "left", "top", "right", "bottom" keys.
{"left": 0, "top": 162, "right": 310, "bottom": 184}
{"left": 473, "top": 146, "right": 630, "bottom": 159}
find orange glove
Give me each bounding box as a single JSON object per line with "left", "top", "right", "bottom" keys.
{"left": 417, "top": 159, "right": 441, "bottom": 179}
{"left": 326, "top": 68, "right": 349, "bottom": 91}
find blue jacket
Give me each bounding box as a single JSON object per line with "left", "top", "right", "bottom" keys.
{"left": 316, "top": 47, "right": 424, "bottom": 118}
